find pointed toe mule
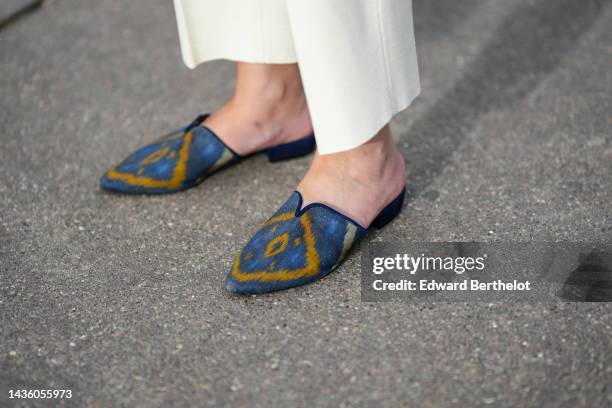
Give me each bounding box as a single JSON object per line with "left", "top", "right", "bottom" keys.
{"left": 226, "top": 187, "right": 406, "bottom": 294}
{"left": 100, "top": 114, "right": 316, "bottom": 194}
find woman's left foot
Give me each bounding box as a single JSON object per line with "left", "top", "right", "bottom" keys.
{"left": 295, "top": 125, "right": 406, "bottom": 228}
{"left": 226, "top": 126, "right": 407, "bottom": 294}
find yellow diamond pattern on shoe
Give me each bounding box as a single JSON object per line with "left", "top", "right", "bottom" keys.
{"left": 104, "top": 131, "right": 193, "bottom": 189}
{"left": 264, "top": 233, "right": 289, "bottom": 258}
{"left": 140, "top": 146, "right": 170, "bottom": 165}
{"left": 231, "top": 212, "right": 321, "bottom": 282}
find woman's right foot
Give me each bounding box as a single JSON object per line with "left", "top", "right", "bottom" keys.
{"left": 100, "top": 63, "right": 314, "bottom": 194}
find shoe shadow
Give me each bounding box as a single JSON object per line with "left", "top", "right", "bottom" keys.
{"left": 558, "top": 250, "right": 612, "bottom": 302}
{"left": 401, "top": 0, "right": 607, "bottom": 201}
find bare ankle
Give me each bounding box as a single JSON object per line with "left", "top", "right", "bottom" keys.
{"left": 232, "top": 63, "right": 309, "bottom": 138}
{"left": 233, "top": 62, "right": 304, "bottom": 112}
{"left": 316, "top": 125, "right": 404, "bottom": 184}
{"left": 298, "top": 125, "right": 406, "bottom": 227}
{"left": 203, "top": 62, "right": 313, "bottom": 154}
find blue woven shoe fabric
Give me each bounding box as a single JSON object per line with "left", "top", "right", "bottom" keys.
{"left": 226, "top": 192, "right": 367, "bottom": 294}
{"left": 100, "top": 122, "right": 241, "bottom": 194}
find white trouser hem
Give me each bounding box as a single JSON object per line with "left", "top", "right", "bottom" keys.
{"left": 173, "top": 0, "right": 420, "bottom": 154}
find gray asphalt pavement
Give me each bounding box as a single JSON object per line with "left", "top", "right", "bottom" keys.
{"left": 1, "top": 0, "right": 611, "bottom": 406}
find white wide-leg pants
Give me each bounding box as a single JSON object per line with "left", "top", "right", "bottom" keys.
{"left": 173, "top": 0, "right": 420, "bottom": 154}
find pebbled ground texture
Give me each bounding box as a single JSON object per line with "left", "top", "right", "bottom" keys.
{"left": 1, "top": 0, "right": 611, "bottom": 406}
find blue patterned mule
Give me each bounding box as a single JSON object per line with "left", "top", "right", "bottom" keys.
{"left": 100, "top": 114, "right": 315, "bottom": 194}
{"left": 226, "top": 188, "right": 406, "bottom": 294}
